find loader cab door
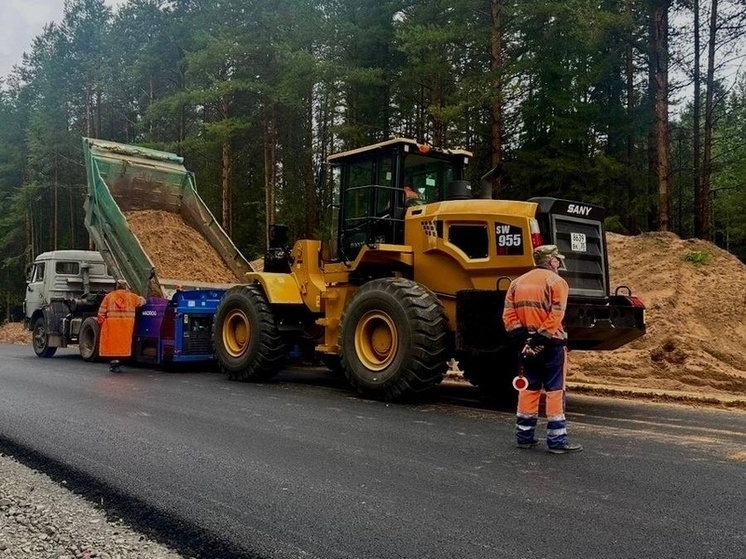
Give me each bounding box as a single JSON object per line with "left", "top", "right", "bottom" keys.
{"left": 335, "top": 152, "right": 398, "bottom": 262}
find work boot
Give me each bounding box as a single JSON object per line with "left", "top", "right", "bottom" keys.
{"left": 516, "top": 439, "right": 540, "bottom": 449}
{"left": 109, "top": 360, "right": 121, "bottom": 373}
{"left": 547, "top": 443, "right": 583, "bottom": 455}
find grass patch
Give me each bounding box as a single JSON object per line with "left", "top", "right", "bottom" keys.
{"left": 683, "top": 250, "right": 710, "bottom": 266}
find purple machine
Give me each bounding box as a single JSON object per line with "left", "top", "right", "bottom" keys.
{"left": 134, "top": 289, "right": 227, "bottom": 364}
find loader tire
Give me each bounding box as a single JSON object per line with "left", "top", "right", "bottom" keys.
{"left": 213, "top": 284, "right": 288, "bottom": 381}
{"left": 340, "top": 278, "right": 448, "bottom": 401}
{"left": 32, "top": 316, "right": 57, "bottom": 358}
{"left": 78, "top": 317, "right": 100, "bottom": 362}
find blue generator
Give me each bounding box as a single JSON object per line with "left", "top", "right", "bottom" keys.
{"left": 134, "top": 289, "right": 226, "bottom": 365}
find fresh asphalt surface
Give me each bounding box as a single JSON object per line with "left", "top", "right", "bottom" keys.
{"left": 0, "top": 344, "right": 744, "bottom": 559}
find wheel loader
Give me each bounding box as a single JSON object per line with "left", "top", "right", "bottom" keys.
{"left": 212, "top": 138, "right": 646, "bottom": 401}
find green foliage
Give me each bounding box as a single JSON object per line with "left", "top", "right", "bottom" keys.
{"left": 683, "top": 250, "right": 711, "bottom": 266}
{"left": 0, "top": 0, "right": 744, "bottom": 321}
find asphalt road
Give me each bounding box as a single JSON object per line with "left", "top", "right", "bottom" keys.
{"left": 0, "top": 344, "right": 744, "bottom": 559}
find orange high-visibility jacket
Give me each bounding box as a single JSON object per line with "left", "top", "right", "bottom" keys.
{"left": 97, "top": 289, "right": 146, "bottom": 358}
{"left": 502, "top": 267, "right": 569, "bottom": 343}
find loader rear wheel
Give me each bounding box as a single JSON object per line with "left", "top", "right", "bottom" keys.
{"left": 32, "top": 317, "right": 56, "bottom": 358}
{"left": 78, "top": 317, "right": 100, "bottom": 362}
{"left": 213, "top": 284, "right": 288, "bottom": 381}
{"left": 340, "top": 278, "right": 448, "bottom": 401}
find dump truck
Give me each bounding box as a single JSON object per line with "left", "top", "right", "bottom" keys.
{"left": 80, "top": 137, "right": 255, "bottom": 365}
{"left": 23, "top": 138, "right": 255, "bottom": 365}
{"left": 82, "top": 137, "right": 253, "bottom": 298}
{"left": 212, "top": 138, "right": 646, "bottom": 401}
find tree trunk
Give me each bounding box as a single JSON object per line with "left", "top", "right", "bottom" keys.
{"left": 96, "top": 89, "right": 102, "bottom": 138}
{"left": 221, "top": 141, "right": 233, "bottom": 236}
{"left": 626, "top": 0, "right": 638, "bottom": 234}
{"left": 648, "top": 0, "right": 670, "bottom": 231}
{"left": 220, "top": 95, "right": 233, "bottom": 236}
{"left": 305, "top": 93, "right": 317, "bottom": 237}
{"left": 702, "top": 0, "right": 718, "bottom": 241}
{"left": 264, "top": 105, "right": 278, "bottom": 249}
{"left": 693, "top": 0, "right": 704, "bottom": 237}
{"left": 53, "top": 153, "right": 59, "bottom": 250}
{"left": 490, "top": 0, "right": 504, "bottom": 197}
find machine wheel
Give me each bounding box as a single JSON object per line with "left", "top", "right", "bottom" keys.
{"left": 78, "top": 317, "right": 100, "bottom": 362}
{"left": 213, "top": 284, "right": 288, "bottom": 381}
{"left": 340, "top": 278, "right": 449, "bottom": 401}
{"left": 461, "top": 350, "right": 519, "bottom": 408}
{"left": 32, "top": 316, "right": 57, "bottom": 358}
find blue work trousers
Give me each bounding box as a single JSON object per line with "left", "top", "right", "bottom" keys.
{"left": 515, "top": 345, "right": 568, "bottom": 449}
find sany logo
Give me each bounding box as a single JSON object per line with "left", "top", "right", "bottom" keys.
{"left": 567, "top": 204, "right": 592, "bottom": 216}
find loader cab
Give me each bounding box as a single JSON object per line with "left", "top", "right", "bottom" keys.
{"left": 327, "top": 138, "right": 472, "bottom": 262}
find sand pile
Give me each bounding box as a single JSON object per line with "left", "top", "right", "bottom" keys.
{"left": 569, "top": 232, "right": 746, "bottom": 401}
{"left": 125, "top": 210, "right": 241, "bottom": 284}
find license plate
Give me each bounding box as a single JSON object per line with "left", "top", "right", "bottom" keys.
{"left": 571, "top": 233, "right": 587, "bottom": 252}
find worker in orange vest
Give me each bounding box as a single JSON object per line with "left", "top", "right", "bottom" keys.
{"left": 502, "top": 245, "right": 582, "bottom": 455}
{"left": 97, "top": 281, "right": 145, "bottom": 372}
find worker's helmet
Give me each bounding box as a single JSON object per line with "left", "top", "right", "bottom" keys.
{"left": 533, "top": 244, "right": 565, "bottom": 264}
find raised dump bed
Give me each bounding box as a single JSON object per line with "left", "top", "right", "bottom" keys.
{"left": 83, "top": 138, "right": 253, "bottom": 297}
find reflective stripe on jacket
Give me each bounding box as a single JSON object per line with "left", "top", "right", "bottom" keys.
{"left": 97, "top": 290, "right": 145, "bottom": 358}
{"left": 502, "top": 267, "right": 569, "bottom": 343}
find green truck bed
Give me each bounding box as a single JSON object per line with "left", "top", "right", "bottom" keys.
{"left": 82, "top": 138, "right": 253, "bottom": 297}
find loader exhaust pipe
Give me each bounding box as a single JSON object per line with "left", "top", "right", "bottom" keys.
{"left": 479, "top": 163, "right": 502, "bottom": 199}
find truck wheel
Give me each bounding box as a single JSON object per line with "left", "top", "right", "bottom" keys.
{"left": 78, "top": 317, "right": 100, "bottom": 362}
{"left": 340, "top": 278, "right": 448, "bottom": 401}
{"left": 213, "top": 284, "right": 288, "bottom": 381}
{"left": 32, "top": 317, "right": 57, "bottom": 358}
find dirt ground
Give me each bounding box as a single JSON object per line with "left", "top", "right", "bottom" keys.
{"left": 125, "top": 210, "right": 242, "bottom": 284}
{"left": 3, "top": 232, "right": 745, "bottom": 407}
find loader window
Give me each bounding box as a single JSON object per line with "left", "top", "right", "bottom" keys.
{"left": 403, "top": 154, "right": 460, "bottom": 202}
{"left": 448, "top": 224, "right": 489, "bottom": 259}
{"left": 345, "top": 160, "right": 375, "bottom": 219}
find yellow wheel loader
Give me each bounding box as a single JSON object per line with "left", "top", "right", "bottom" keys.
{"left": 213, "top": 138, "right": 645, "bottom": 401}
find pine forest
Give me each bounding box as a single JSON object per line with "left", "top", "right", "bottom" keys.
{"left": 1, "top": 0, "right": 745, "bottom": 319}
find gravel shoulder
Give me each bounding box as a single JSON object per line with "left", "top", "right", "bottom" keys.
{"left": 0, "top": 452, "right": 187, "bottom": 559}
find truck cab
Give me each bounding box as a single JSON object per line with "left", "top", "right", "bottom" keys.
{"left": 24, "top": 250, "right": 116, "bottom": 357}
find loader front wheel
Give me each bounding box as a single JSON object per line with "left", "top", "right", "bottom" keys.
{"left": 32, "top": 317, "right": 56, "bottom": 358}
{"left": 78, "top": 317, "right": 100, "bottom": 362}
{"left": 213, "top": 284, "right": 288, "bottom": 381}
{"left": 340, "top": 278, "right": 448, "bottom": 401}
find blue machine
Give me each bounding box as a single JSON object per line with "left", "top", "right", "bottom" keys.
{"left": 134, "top": 289, "right": 226, "bottom": 365}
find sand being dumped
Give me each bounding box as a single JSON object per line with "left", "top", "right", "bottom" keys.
{"left": 569, "top": 232, "right": 746, "bottom": 403}
{"left": 124, "top": 210, "right": 242, "bottom": 284}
